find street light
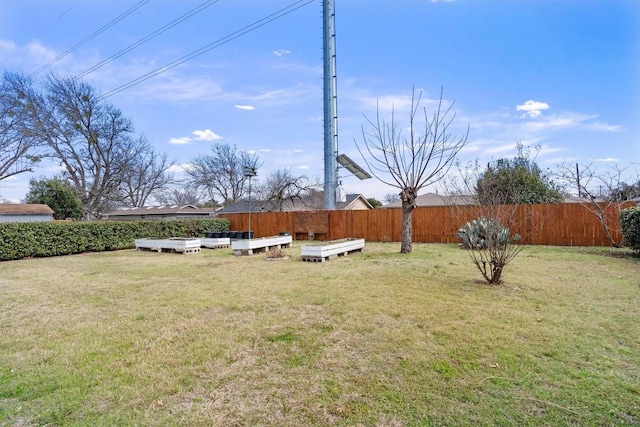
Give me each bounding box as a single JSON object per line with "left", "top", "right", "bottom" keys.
{"left": 243, "top": 166, "right": 257, "bottom": 239}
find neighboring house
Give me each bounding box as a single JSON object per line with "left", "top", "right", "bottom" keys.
{"left": 104, "top": 205, "right": 218, "bottom": 221}
{"left": 217, "top": 193, "right": 374, "bottom": 214}
{"left": 383, "top": 193, "right": 476, "bottom": 208}
{"left": 383, "top": 192, "right": 613, "bottom": 208}
{"left": 0, "top": 204, "right": 55, "bottom": 223}
{"left": 338, "top": 194, "right": 375, "bottom": 210}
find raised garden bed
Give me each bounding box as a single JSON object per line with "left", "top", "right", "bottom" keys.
{"left": 200, "top": 237, "right": 231, "bottom": 249}
{"left": 231, "top": 235, "right": 292, "bottom": 256}
{"left": 135, "top": 238, "right": 201, "bottom": 254}
{"left": 300, "top": 238, "right": 365, "bottom": 262}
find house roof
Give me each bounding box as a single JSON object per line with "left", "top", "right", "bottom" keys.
{"left": 383, "top": 193, "right": 476, "bottom": 208}
{"left": 337, "top": 194, "right": 374, "bottom": 210}
{"left": 0, "top": 204, "right": 55, "bottom": 215}
{"left": 105, "top": 205, "right": 218, "bottom": 217}
{"left": 383, "top": 193, "right": 614, "bottom": 208}
{"left": 217, "top": 194, "right": 373, "bottom": 213}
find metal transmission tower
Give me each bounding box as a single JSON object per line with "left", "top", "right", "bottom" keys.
{"left": 322, "top": 0, "right": 370, "bottom": 210}
{"left": 323, "top": 0, "right": 338, "bottom": 210}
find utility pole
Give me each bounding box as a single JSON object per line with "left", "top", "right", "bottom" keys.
{"left": 323, "top": 0, "right": 338, "bottom": 210}
{"left": 576, "top": 163, "right": 582, "bottom": 197}
{"left": 243, "top": 166, "right": 257, "bottom": 238}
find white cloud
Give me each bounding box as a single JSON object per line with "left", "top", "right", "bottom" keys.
{"left": 26, "top": 40, "right": 57, "bottom": 63}
{"left": 274, "top": 49, "right": 291, "bottom": 57}
{"left": 167, "top": 164, "right": 190, "bottom": 173}
{"left": 536, "top": 145, "right": 564, "bottom": 156}
{"left": 192, "top": 129, "right": 223, "bottom": 141}
{"left": 485, "top": 143, "right": 518, "bottom": 155}
{"left": 128, "top": 76, "right": 225, "bottom": 102}
{"left": 235, "top": 105, "right": 255, "bottom": 111}
{"left": 522, "top": 113, "right": 596, "bottom": 133}
{"left": 169, "top": 137, "right": 192, "bottom": 145}
{"left": 587, "top": 122, "right": 623, "bottom": 132}
{"left": 0, "top": 39, "right": 16, "bottom": 51}
{"left": 516, "top": 100, "right": 550, "bottom": 118}
{"left": 591, "top": 157, "right": 620, "bottom": 163}
{"left": 246, "top": 84, "right": 315, "bottom": 107}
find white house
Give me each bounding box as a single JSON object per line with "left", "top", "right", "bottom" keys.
{"left": 0, "top": 204, "right": 55, "bottom": 223}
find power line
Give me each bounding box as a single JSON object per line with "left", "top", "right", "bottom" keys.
{"left": 48, "top": 0, "right": 85, "bottom": 28}
{"left": 77, "top": 0, "right": 220, "bottom": 80}
{"left": 102, "top": 0, "right": 314, "bottom": 99}
{"left": 30, "top": 0, "right": 151, "bottom": 77}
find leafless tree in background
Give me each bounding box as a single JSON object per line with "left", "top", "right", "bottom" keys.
{"left": 357, "top": 87, "right": 469, "bottom": 253}
{"left": 556, "top": 163, "right": 639, "bottom": 247}
{"left": 117, "top": 139, "right": 175, "bottom": 207}
{"left": 185, "top": 143, "right": 261, "bottom": 207}
{"left": 0, "top": 72, "right": 42, "bottom": 184}
{"left": 254, "top": 168, "right": 322, "bottom": 211}
{"left": 154, "top": 183, "right": 204, "bottom": 207}
{"left": 383, "top": 193, "right": 400, "bottom": 204}
{"left": 30, "top": 74, "right": 146, "bottom": 218}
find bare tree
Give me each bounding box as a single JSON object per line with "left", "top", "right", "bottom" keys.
{"left": 185, "top": 143, "right": 260, "bottom": 206}
{"left": 356, "top": 87, "right": 469, "bottom": 253}
{"left": 254, "top": 168, "right": 322, "bottom": 211}
{"left": 383, "top": 193, "right": 400, "bottom": 204}
{"left": 154, "top": 183, "right": 204, "bottom": 206}
{"left": 557, "top": 163, "right": 639, "bottom": 247}
{"left": 0, "top": 71, "right": 42, "bottom": 182}
{"left": 117, "top": 139, "right": 175, "bottom": 207}
{"left": 31, "top": 73, "right": 144, "bottom": 218}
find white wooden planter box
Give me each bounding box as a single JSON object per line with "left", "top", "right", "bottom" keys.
{"left": 231, "top": 235, "right": 292, "bottom": 256}
{"left": 300, "top": 238, "right": 365, "bottom": 262}
{"left": 200, "top": 237, "right": 231, "bottom": 249}
{"left": 135, "top": 237, "right": 201, "bottom": 254}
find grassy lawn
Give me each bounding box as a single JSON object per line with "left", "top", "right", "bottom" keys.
{"left": 1, "top": 243, "right": 638, "bottom": 426}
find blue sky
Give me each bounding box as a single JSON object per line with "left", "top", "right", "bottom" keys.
{"left": 0, "top": 0, "right": 638, "bottom": 203}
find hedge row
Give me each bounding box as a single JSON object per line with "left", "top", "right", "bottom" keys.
{"left": 0, "top": 218, "right": 229, "bottom": 261}
{"left": 620, "top": 207, "right": 640, "bottom": 252}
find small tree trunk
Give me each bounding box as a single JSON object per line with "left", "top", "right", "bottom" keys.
{"left": 400, "top": 187, "right": 417, "bottom": 253}
{"left": 401, "top": 204, "right": 413, "bottom": 253}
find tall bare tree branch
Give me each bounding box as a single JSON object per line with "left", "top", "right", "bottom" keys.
{"left": 356, "top": 87, "right": 469, "bottom": 253}
{"left": 0, "top": 71, "right": 42, "bottom": 183}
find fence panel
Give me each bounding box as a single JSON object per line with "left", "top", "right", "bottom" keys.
{"left": 218, "top": 202, "right": 633, "bottom": 246}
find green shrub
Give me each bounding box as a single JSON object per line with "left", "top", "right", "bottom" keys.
{"left": 620, "top": 207, "right": 640, "bottom": 252}
{"left": 0, "top": 218, "right": 229, "bottom": 261}
{"left": 456, "top": 217, "right": 520, "bottom": 250}
{"left": 456, "top": 217, "right": 522, "bottom": 285}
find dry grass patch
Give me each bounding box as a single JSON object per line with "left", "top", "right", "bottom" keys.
{"left": 1, "top": 243, "right": 639, "bottom": 426}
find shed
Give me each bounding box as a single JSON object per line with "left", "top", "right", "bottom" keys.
{"left": 0, "top": 204, "right": 55, "bottom": 223}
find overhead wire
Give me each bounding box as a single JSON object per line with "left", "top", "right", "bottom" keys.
{"left": 102, "top": 0, "right": 314, "bottom": 99}
{"left": 48, "top": 0, "right": 85, "bottom": 29}
{"left": 76, "top": 0, "right": 220, "bottom": 80}
{"left": 29, "top": 0, "right": 151, "bottom": 77}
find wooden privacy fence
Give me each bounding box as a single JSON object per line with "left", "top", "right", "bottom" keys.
{"left": 218, "top": 202, "right": 635, "bottom": 247}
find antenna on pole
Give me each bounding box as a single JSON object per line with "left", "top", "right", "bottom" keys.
{"left": 323, "top": 0, "right": 338, "bottom": 210}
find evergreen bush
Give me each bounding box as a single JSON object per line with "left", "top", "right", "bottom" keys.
{"left": 620, "top": 207, "right": 640, "bottom": 252}
{"left": 0, "top": 218, "right": 229, "bottom": 261}
{"left": 456, "top": 217, "right": 520, "bottom": 250}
